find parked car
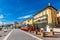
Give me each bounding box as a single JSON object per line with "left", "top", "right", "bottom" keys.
{"left": 21, "top": 27, "right": 28, "bottom": 32}
{"left": 4, "top": 29, "right": 7, "bottom": 32}
{"left": 2, "top": 27, "right": 7, "bottom": 32}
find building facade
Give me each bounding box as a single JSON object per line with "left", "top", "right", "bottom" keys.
{"left": 25, "top": 18, "right": 34, "bottom": 25}
{"left": 22, "top": 3, "right": 60, "bottom": 27}
{"left": 34, "top": 3, "right": 58, "bottom": 27}
{"left": 57, "top": 10, "right": 60, "bottom": 24}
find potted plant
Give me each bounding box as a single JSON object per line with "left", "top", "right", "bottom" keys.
{"left": 32, "top": 23, "right": 38, "bottom": 35}
{"left": 38, "top": 23, "right": 47, "bottom": 36}
{"left": 48, "top": 22, "right": 55, "bottom": 37}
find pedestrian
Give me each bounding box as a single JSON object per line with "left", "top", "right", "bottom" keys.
{"left": 37, "top": 26, "right": 40, "bottom": 32}
{"left": 44, "top": 25, "right": 46, "bottom": 31}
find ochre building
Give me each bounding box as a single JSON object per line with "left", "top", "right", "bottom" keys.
{"left": 25, "top": 18, "right": 34, "bottom": 25}
{"left": 57, "top": 10, "right": 60, "bottom": 24}
{"left": 34, "top": 3, "right": 58, "bottom": 27}
{"left": 24, "top": 3, "right": 60, "bottom": 27}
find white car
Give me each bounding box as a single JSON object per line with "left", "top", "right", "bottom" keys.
{"left": 2, "top": 27, "right": 7, "bottom": 32}
{"left": 4, "top": 29, "right": 7, "bottom": 32}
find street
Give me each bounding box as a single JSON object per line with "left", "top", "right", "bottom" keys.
{"left": 3, "top": 28, "right": 60, "bottom": 40}
{"left": 0, "top": 29, "right": 11, "bottom": 40}
{"left": 5, "top": 29, "right": 41, "bottom": 40}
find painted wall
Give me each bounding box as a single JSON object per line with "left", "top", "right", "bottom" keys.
{"left": 34, "top": 7, "right": 58, "bottom": 27}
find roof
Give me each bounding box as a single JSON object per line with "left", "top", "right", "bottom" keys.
{"left": 33, "top": 6, "right": 57, "bottom": 16}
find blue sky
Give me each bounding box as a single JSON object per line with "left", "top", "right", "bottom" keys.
{"left": 0, "top": 0, "right": 60, "bottom": 24}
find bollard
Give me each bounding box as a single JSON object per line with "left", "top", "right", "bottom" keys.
{"left": 40, "top": 30, "right": 43, "bottom": 34}
{"left": 50, "top": 29, "right": 54, "bottom": 37}
{"left": 40, "top": 30, "right": 45, "bottom": 37}
{"left": 34, "top": 30, "right": 37, "bottom": 36}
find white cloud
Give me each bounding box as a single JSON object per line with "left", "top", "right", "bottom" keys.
{"left": 0, "top": 14, "right": 4, "bottom": 19}
{"left": 17, "top": 14, "right": 33, "bottom": 19}
{"left": 0, "top": 21, "right": 6, "bottom": 26}
{"left": 0, "top": 21, "right": 2, "bottom": 25}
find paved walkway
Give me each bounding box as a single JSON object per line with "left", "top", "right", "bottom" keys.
{"left": 3, "top": 28, "right": 60, "bottom": 40}
{"left": 0, "top": 29, "right": 11, "bottom": 40}
{"left": 7, "top": 29, "right": 41, "bottom": 40}
{"left": 29, "top": 31, "right": 60, "bottom": 40}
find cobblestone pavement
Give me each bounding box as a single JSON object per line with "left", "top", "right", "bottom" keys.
{"left": 0, "top": 29, "right": 11, "bottom": 40}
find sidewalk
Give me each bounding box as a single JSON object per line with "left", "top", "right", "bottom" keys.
{"left": 29, "top": 31, "right": 60, "bottom": 40}
{"left": 0, "top": 29, "right": 11, "bottom": 40}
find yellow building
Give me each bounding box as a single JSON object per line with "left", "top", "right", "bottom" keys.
{"left": 25, "top": 18, "right": 34, "bottom": 25}
{"left": 57, "top": 10, "right": 60, "bottom": 24}
{"left": 13, "top": 22, "right": 19, "bottom": 28}
{"left": 34, "top": 3, "right": 58, "bottom": 27}
{"left": 25, "top": 20, "right": 29, "bottom": 25}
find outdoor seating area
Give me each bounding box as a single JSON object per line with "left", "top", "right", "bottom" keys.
{"left": 21, "top": 25, "right": 55, "bottom": 37}
{"left": 32, "top": 29, "right": 54, "bottom": 37}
